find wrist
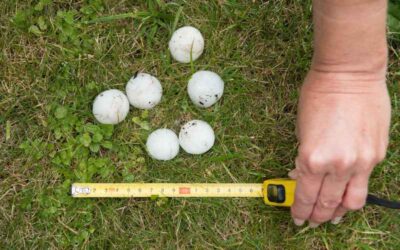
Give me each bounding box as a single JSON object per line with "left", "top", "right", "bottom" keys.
{"left": 310, "top": 49, "right": 388, "bottom": 80}
{"left": 302, "top": 69, "right": 388, "bottom": 94}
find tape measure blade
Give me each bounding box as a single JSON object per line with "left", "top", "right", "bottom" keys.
{"left": 71, "top": 183, "right": 264, "bottom": 198}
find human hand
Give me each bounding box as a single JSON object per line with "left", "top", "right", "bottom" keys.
{"left": 290, "top": 70, "right": 391, "bottom": 227}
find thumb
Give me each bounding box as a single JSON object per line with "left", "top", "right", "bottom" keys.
{"left": 288, "top": 169, "right": 298, "bottom": 180}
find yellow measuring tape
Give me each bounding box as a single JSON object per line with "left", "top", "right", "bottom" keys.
{"left": 72, "top": 179, "right": 296, "bottom": 207}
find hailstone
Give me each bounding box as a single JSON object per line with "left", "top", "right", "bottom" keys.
{"left": 188, "top": 70, "right": 224, "bottom": 108}
{"left": 126, "top": 72, "right": 163, "bottom": 109}
{"left": 168, "top": 26, "right": 204, "bottom": 63}
{"left": 92, "top": 89, "right": 130, "bottom": 124}
{"left": 146, "top": 128, "right": 180, "bottom": 161}
{"left": 179, "top": 120, "right": 215, "bottom": 155}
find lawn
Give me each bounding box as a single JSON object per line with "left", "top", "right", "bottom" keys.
{"left": 1, "top": 0, "right": 399, "bottom": 249}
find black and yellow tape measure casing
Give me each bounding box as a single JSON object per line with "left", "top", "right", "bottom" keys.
{"left": 262, "top": 179, "right": 296, "bottom": 207}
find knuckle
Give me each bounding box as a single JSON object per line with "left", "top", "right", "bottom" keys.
{"left": 296, "top": 195, "right": 316, "bottom": 206}
{"left": 333, "top": 154, "right": 356, "bottom": 174}
{"left": 358, "top": 148, "right": 383, "bottom": 172}
{"left": 359, "top": 150, "right": 377, "bottom": 166}
{"left": 301, "top": 152, "right": 325, "bottom": 174}
{"left": 338, "top": 155, "right": 357, "bottom": 168}
{"left": 317, "top": 197, "right": 342, "bottom": 209}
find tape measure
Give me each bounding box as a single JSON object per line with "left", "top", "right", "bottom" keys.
{"left": 71, "top": 178, "right": 400, "bottom": 209}
{"left": 72, "top": 178, "right": 296, "bottom": 207}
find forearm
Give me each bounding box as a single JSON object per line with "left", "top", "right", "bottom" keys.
{"left": 311, "top": 0, "right": 388, "bottom": 78}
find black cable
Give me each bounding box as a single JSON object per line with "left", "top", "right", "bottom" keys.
{"left": 366, "top": 194, "right": 400, "bottom": 209}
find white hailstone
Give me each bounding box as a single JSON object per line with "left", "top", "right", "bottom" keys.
{"left": 126, "top": 72, "right": 163, "bottom": 109}
{"left": 179, "top": 120, "right": 215, "bottom": 155}
{"left": 168, "top": 26, "right": 205, "bottom": 63}
{"left": 92, "top": 89, "right": 130, "bottom": 125}
{"left": 187, "top": 70, "right": 224, "bottom": 108}
{"left": 146, "top": 128, "right": 180, "bottom": 161}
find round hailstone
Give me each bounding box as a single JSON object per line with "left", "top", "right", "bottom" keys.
{"left": 188, "top": 70, "right": 224, "bottom": 108}
{"left": 92, "top": 89, "right": 130, "bottom": 124}
{"left": 146, "top": 129, "right": 180, "bottom": 161}
{"left": 179, "top": 120, "right": 215, "bottom": 155}
{"left": 126, "top": 72, "right": 163, "bottom": 109}
{"left": 168, "top": 26, "right": 205, "bottom": 63}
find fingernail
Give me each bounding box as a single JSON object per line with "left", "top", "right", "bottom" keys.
{"left": 293, "top": 218, "right": 305, "bottom": 226}
{"left": 309, "top": 222, "right": 320, "bottom": 228}
{"left": 331, "top": 217, "right": 342, "bottom": 225}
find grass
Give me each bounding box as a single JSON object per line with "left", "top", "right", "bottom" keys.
{"left": 0, "top": 0, "right": 399, "bottom": 249}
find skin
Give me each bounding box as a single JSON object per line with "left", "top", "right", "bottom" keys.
{"left": 290, "top": 0, "right": 391, "bottom": 227}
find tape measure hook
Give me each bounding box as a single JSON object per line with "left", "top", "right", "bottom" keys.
{"left": 71, "top": 185, "right": 91, "bottom": 196}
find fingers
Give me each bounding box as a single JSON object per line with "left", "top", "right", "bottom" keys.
{"left": 330, "top": 173, "right": 370, "bottom": 224}
{"left": 341, "top": 173, "right": 369, "bottom": 211}
{"left": 291, "top": 160, "right": 324, "bottom": 226}
{"left": 309, "top": 174, "right": 349, "bottom": 225}
{"left": 290, "top": 151, "right": 374, "bottom": 227}
{"left": 331, "top": 205, "right": 347, "bottom": 224}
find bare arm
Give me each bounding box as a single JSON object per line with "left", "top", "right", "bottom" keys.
{"left": 312, "top": 0, "right": 387, "bottom": 75}
{"left": 291, "top": 0, "right": 390, "bottom": 227}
